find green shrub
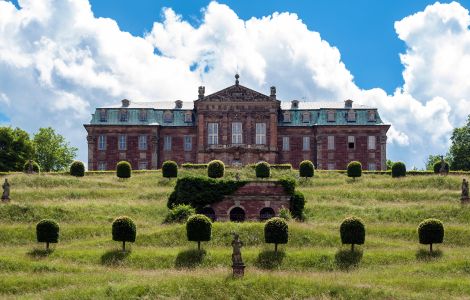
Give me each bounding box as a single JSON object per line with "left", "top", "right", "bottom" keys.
{"left": 70, "top": 161, "right": 85, "bottom": 177}
{"left": 391, "top": 162, "right": 406, "bottom": 178}
{"left": 279, "top": 177, "right": 296, "bottom": 195}
{"left": 164, "top": 204, "right": 195, "bottom": 223}
{"left": 181, "top": 163, "right": 208, "bottom": 169}
{"left": 271, "top": 164, "right": 292, "bottom": 170}
{"left": 347, "top": 161, "right": 362, "bottom": 180}
{"left": 186, "top": 214, "right": 212, "bottom": 250}
{"left": 278, "top": 207, "right": 292, "bottom": 221}
{"left": 433, "top": 161, "right": 450, "bottom": 173}
{"left": 264, "top": 217, "right": 288, "bottom": 253}
{"left": 112, "top": 216, "right": 136, "bottom": 252}
{"left": 207, "top": 160, "right": 225, "bottom": 178}
{"left": 290, "top": 191, "right": 305, "bottom": 220}
{"left": 116, "top": 161, "right": 131, "bottom": 179}
{"left": 299, "top": 160, "right": 314, "bottom": 178}
{"left": 23, "top": 160, "right": 40, "bottom": 173}
{"left": 36, "top": 219, "right": 59, "bottom": 250}
{"left": 340, "top": 216, "right": 365, "bottom": 251}
{"left": 418, "top": 218, "right": 444, "bottom": 253}
{"left": 162, "top": 160, "right": 178, "bottom": 179}
{"left": 255, "top": 161, "right": 271, "bottom": 178}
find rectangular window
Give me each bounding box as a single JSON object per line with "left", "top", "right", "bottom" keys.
{"left": 302, "top": 112, "right": 310, "bottom": 123}
{"left": 303, "top": 136, "right": 310, "bottom": 151}
{"left": 282, "top": 137, "right": 290, "bottom": 151}
{"left": 368, "top": 110, "right": 376, "bottom": 122}
{"left": 368, "top": 163, "right": 376, "bottom": 171}
{"left": 347, "top": 110, "right": 356, "bottom": 122}
{"left": 98, "top": 135, "right": 106, "bottom": 150}
{"left": 327, "top": 163, "right": 335, "bottom": 170}
{"left": 164, "top": 136, "right": 172, "bottom": 151}
{"left": 327, "top": 136, "right": 335, "bottom": 150}
{"left": 184, "top": 136, "right": 192, "bottom": 151}
{"left": 139, "top": 110, "right": 147, "bottom": 122}
{"left": 256, "top": 123, "right": 266, "bottom": 145}
{"left": 120, "top": 110, "right": 128, "bottom": 122}
{"left": 184, "top": 112, "right": 192, "bottom": 123}
{"left": 98, "top": 162, "right": 107, "bottom": 171}
{"left": 208, "top": 123, "right": 218, "bottom": 145}
{"left": 138, "top": 135, "right": 147, "bottom": 150}
{"left": 327, "top": 110, "right": 335, "bottom": 122}
{"left": 232, "top": 122, "right": 243, "bottom": 144}
{"left": 99, "top": 109, "right": 107, "bottom": 122}
{"left": 118, "top": 135, "right": 127, "bottom": 151}
{"left": 139, "top": 161, "right": 148, "bottom": 170}
{"left": 348, "top": 136, "right": 355, "bottom": 149}
{"left": 283, "top": 112, "right": 291, "bottom": 122}
{"left": 368, "top": 136, "right": 376, "bottom": 150}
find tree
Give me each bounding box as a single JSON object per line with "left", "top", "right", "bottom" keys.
{"left": 207, "top": 160, "right": 225, "bottom": 178}
{"left": 162, "top": 160, "right": 178, "bottom": 179}
{"left": 340, "top": 217, "right": 365, "bottom": 252}
{"left": 116, "top": 161, "right": 132, "bottom": 178}
{"left": 264, "top": 217, "right": 288, "bottom": 253}
{"left": 112, "top": 216, "right": 136, "bottom": 252}
{"left": 33, "top": 127, "right": 77, "bottom": 172}
{"left": 449, "top": 116, "right": 470, "bottom": 171}
{"left": 347, "top": 161, "right": 362, "bottom": 180}
{"left": 186, "top": 214, "right": 212, "bottom": 250}
{"left": 391, "top": 162, "right": 406, "bottom": 178}
{"left": 425, "top": 154, "right": 450, "bottom": 171}
{"left": 36, "top": 219, "right": 59, "bottom": 250}
{"left": 255, "top": 161, "right": 271, "bottom": 178}
{"left": 386, "top": 160, "right": 393, "bottom": 171}
{"left": 70, "top": 161, "right": 85, "bottom": 177}
{"left": 418, "top": 218, "right": 444, "bottom": 253}
{"left": 299, "top": 160, "right": 314, "bottom": 178}
{"left": 0, "top": 127, "right": 34, "bottom": 172}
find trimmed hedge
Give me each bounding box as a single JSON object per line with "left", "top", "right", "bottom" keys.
{"left": 391, "top": 162, "right": 406, "bottom": 178}
{"left": 36, "top": 219, "right": 59, "bottom": 250}
{"left": 279, "top": 177, "right": 296, "bottom": 195}
{"left": 23, "top": 160, "right": 40, "bottom": 173}
{"left": 299, "top": 160, "right": 314, "bottom": 178}
{"left": 208, "top": 160, "right": 225, "bottom": 178}
{"left": 186, "top": 214, "right": 212, "bottom": 250}
{"left": 264, "top": 217, "right": 288, "bottom": 253}
{"left": 248, "top": 163, "right": 292, "bottom": 170}
{"left": 290, "top": 191, "right": 305, "bottom": 220}
{"left": 340, "top": 216, "right": 365, "bottom": 251}
{"left": 112, "top": 216, "right": 136, "bottom": 251}
{"left": 255, "top": 161, "right": 271, "bottom": 178}
{"left": 347, "top": 161, "right": 362, "bottom": 180}
{"left": 182, "top": 163, "right": 208, "bottom": 169}
{"left": 162, "top": 160, "right": 178, "bottom": 179}
{"left": 164, "top": 204, "right": 195, "bottom": 223}
{"left": 418, "top": 218, "right": 444, "bottom": 253}
{"left": 116, "top": 161, "right": 131, "bottom": 179}
{"left": 433, "top": 161, "right": 450, "bottom": 174}
{"left": 70, "top": 161, "right": 85, "bottom": 177}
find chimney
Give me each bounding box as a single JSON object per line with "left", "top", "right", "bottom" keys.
{"left": 198, "top": 86, "right": 205, "bottom": 100}
{"left": 121, "top": 99, "right": 130, "bottom": 107}
{"left": 270, "top": 86, "right": 276, "bottom": 99}
{"left": 175, "top": 100, "right": 183, "bottom": 109}
{"left": 291, "top": 100, "right": 299, "bottom": 109}
{"left": 344, "top": 99, "right": 353, "bottom": 108}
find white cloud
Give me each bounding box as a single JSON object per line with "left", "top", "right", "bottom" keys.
{"left": 0, "top": 0, "right": 468, "bottom": 168}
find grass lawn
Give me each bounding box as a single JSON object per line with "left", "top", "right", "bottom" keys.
{"left": 0, "top": 169, "right": 469, "bottom": 299}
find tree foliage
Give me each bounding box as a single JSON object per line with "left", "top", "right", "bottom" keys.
{"left": 116, "top": 161, "right": 132, "bottom": 178}
{"left": 70, "top": 161, "right": 85, "bottom": 177}
{"left": 112, "top": 216, "right": 136, "bottom": 251}
{"left": 186, "top": 214, "right": 212, "bottom": 250}
{"left": 340, "top": 216, "right": 365, "bottom": 251}
{"left": 207, "top": 160, "right": 225, "bottom": 178}
{"left": 264, "top": 217, "right": 288, "bottom": 253}
{"left": 299, "top": 160, "right": 314, "bottom": 178}
{"left": 36, "top": 219, "right": 59, "bottom": 250}
{"left": 449, "top": 116, "right": 470, "bottom": 170}
{"left": 418, "top": 218, "right": 444, "bottom": 253}
{"left": 347, "top": 161, "right": 362, "bottom": 180}
{"left": 255, "top": 161, "right": 271, "bottom": 178}
{"left": 33, "top": 127, "right": 77, "bottom": 172}
{"left": 391, "top": 162, "right": 406, "bottom": 178}
{"left": 0, "top": 127, "right": 34, "bottom": 172}
{"left": 162, "top": 160, "right": 178, "bottom": 178}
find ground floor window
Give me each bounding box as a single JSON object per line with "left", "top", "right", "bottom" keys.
{"left": 139, "top": 161, "right": 148, "bottom": 170}
{"left": 368, "top": 163, "right": 376, "bottom": 171}
{"left": 98, "top": 162, "right": 107, "bottom": 171}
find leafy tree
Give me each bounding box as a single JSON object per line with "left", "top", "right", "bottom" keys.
{"left": 391, "top": 162, "right": 406, "bottom": 178}
{"left": 425, "top": 154, "right": 451, "bottom": 171}
{"left": 347, "top": 161, "right": 362, "bottom": 180}
{"left": 186, "top": 214, "right": 212, "bottom": 250}
{"left": 255, "top": 161, "right": 271, "bottom": 178}
{"left": 162, "top": 160, "right": 178, "bottom": 179}
{"left": 36, "top": 219, "right": 59, "bottom": 250}
{"left": 70, "top": 161, "right": 85, "bottom": 177}
{"left": 340, "top": 217, "right": 365, "bottom": 252}
{"left": 418, "top": 218, "right": 444, "bottom": 253}
{"left": 33, "top": 127, "right": 77, "bottom": 172}
{"left": 386, "top": 159, "right": 393, "bottom": 171}
{"left": 0, "top": 127, "right": 34, "bottom": 172}
{"left": 112, "top": 216, "right": 136, "bottom": 252}
{"left": 264, "top": 217, "right": 288, "bottom": 253}
{"left": 116, "top": 161, "right": 132, "bottom": 178}
{"left": 449, "top": 116, "right": 470, "bottom": 171}
{"left": 207, "top": 160, "right": 225, "bottom": 178}
{"left": 299, "top": 160, "right": 314, "bottom": 178}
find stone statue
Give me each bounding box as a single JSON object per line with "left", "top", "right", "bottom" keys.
{"left": 2, "top": 178, "right": 10, "bottom": 202}
{"left": 462, "top": 179, "right": 469, "bottom": 200}
{"left": 235, "top": 172, "right": 240, "bottom": 182}
{"left": 198, "top": 86, "right": 205, "bottom": 99}
{"left": 439, "top": 156, "right": 448, "bottom": 175}
{"left": 231, "top": 233, "right": 244, "bottom": 266}
{"left": 270, "top": 86, "right": 276, "bottom": 98}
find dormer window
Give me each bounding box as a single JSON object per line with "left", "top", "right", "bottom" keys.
{"left": 184, "top": 111, "right": 192, "bottom": 123}
{"left": 139, "top": 109, "right": 147, "bottom": 122}
{"left": 283, "top": 111, "right": 291, "bottom": 123}
{"left": 347, "top": 109, "right": 356, "bottom": 122}
{"left": 175, "top": 100, "right": 183, "bottom": 109}
{"left": 163, "top": 110, "right": 173, "bottom": 123}
{"left": 119, "top": 109, "right": 128, "bottom": 122}
{"left": 368, "top": 110, "right": 376, "bottom": 122}
{"left": 291, "top": 100, "right": 299, "bottom": 109}
{"left": 302, "top": 112, "right": 310, "bottom": 123}
{"left": 327, "top": 110, "right": 335, "bottom": 122}
{"left": 99, "top": 109, "right": 107, "bottom": 122}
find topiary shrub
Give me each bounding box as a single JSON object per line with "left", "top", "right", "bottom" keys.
{"left": 418, "top": 218, "right": 444, "bottom": 253}
{"left": 23, "top": 160, "right": 40, "bottom": 173}
{"left": 164, "top": 204, "right": 195, "bottom": 223}
{"left": 255, "top": 161, "right": 271, "bottom": 179}
{"left": 112, "top": 216, "right": 136, "bottom": 252}
{"left": 162, "top": 160, "right": 178, "bottom": 179}
{"left": 36, "top": 219, "right": 59, "bottom": 250}
{"left": 290, "top": 191, "right": 305, "bottom": 220}
{"left": 433, "top": 161, "right": 450, "bottom": 174}
{"left": 391, "top": 161, "right": 406, "bottom": 178}
{"left": 299, "top": 160, "right": 314, "bottom": 178}
{"left": 279, "top": 177, "right": 296, "bottom": 195}
{"left": 116, "top": 161, "right": 131, "bottom": 179}
{"left": 264, "top": 217, "right": 288, "bottom": 253}
{"left": 70, "top": 161, "right": 85, "bottom": 177}
{"left": 207, "top": 160, "right": 225, "bottom": 178}
{"left": 340, "top": 216, "right": 365, "bottom": 251}
{"left": 347, "top": 161, "right": 362, "bottom": 180}
{"left": 186, "top": 214, "right": 212, "bottom": 250}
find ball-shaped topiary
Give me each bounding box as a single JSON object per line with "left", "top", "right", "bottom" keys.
{"left": 255, "top": 161, "right": 271, "bottom": 179}
{"left": 116, "top": 161, "right": 131, "bottom": 179}
{"left": 207, "top": 160, "right": 225, "bottom": 178}
{"left": 36, "top": 219, "right": 59, "bottom": 250}
{"left": 264, "top": 217, "right": 288, "bottom": 253}
{"left": 433, "top": 161, "right": 450, "bottom": 174}
{"left": 391, "top": 161, "right": 406, "bottom": 178}
{"left": 340, "top": 216, "right": 365, "bottom": 251}
{"left": 162, "top": 160, "right": 178, "bottom": 179}
{"left": 347, "top": 161, "right": 362, "bottom": 180}
{"left": 299, "top": 160, "right": 314, "bottom": 178}
{"left": 418, "top": 218, "right": 444, "bottom": 253}
{"left": 112, "top": 216, "right": 136, "bottom": 252}
{"left": 186, "top": 214, "right": 212, "bottom": 250}
{"left": 70, "top": 161, "right": 85, "bottom": 177}
{"left": 23, "top": 160, "right": 40, "bottom": 173}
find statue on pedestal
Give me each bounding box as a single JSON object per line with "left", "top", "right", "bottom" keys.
{"left": 439, "top": 156, "right": 448, "bottom": 175}
{"left": 2, "top": 178, "right": 10, "bottom": 202}
{"left": 462, "top": 179, "right": 469, "bottom": 203}
{"left": 231, "top": 233, "right": 245, "bottom": 277}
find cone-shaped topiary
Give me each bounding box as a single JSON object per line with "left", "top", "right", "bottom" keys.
{"left": 23, "top": 160, "right": 40, "bottom": 173}
{"left": 391, "top": 161, "right": 406, "bottom": 178}
{"left": 36, "top": 219, "right": 59, "bottom": 250}
{"left": 255, "top": 161, "right": 271, "bottom": 178}
{"left": 112, "top": 216, "right": 136, "bottom": 252}
{"left": 70, "top": 161, "right": 85, "bottom": 177}
{"left": 162, "top": 160, "right": 178, "bottom": 179}
{"left": 264, "top": 217, "right": 288, "bottom": 253}
{"left": 207, "top": 160, "right": 225, "bottom": 178}
{"left": 116, "top": 161, "right": 131, "bottom": 178}
{"left": 340, "top": 216, "right": 365, "bottom": 252}
{"left": 347, "top": 161, "right": 362, "bottom": 180}
{"left": 418, "top": 218, "right": 444, "bottom": 253}
{"left": 433, "top": 161, "right": 450, "bottom": 174}
{"left": 186, "top": 214, "right": 212, "bottom": 250}
{"left": 299, "top": 160, "right": 314, "bottom": 178}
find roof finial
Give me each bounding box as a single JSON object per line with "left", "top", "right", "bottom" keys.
{"left": 235, "top": 73, "right": 239, "bottom": 86}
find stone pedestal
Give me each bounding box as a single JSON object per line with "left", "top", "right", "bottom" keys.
{"left": 232, "top": 264, "right": 245, "bottom": 278}
{"left": 1, "top": 196, "right": 10, "bottom": 203}
{"left": 461, "top": 197, "right": 470, "bottom": 204}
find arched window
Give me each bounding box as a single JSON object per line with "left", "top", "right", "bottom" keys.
{"left": 229, "top": 207, "right": 245, "bottom": 222}
{"left": 163, "top": 110, "right": 173, "bottom": 123}
{"left": 201, "top": 207, "right": 216, "bottom": 222}
{"left": 119, "top": 109, "right": 128, "bottom": 122}
{"left": 260, "top": 207, "right": 275, "bottom": 220}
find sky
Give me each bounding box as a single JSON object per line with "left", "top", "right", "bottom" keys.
{"left": 1, "top": 0, "right": 470, "bottom": 169}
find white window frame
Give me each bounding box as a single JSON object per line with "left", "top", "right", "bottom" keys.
{"left": 283, "top": 112, "right": 291, "bottom": 122}
{"left": 164, "top": 136, "right": 172, "bottom": 151}
{"left": 302, "top": 112, "right": 310, "bottom": 123}
{"left": 98, "top": 135, "right": 106, "bottom": 150}
{"left": 231, "top": 122, "right": 243, "bottom": 144}
{"left": 139, "top": 110, "right": 147, "bottom": 122}
{"left": 368, "top": 110, "right": 376, "bottom": 122}
{"left": 303, "top": 136, "right": 310, "bottom": 151}
{"left": 118, "top": 135, "right": 127, "bottom": 151}
{"left": 256, "top": 123, "right": 266, "bottom": 145}
{"left": 348, "top": 136, "right": 355, "bottom": 150}
{"left": 98, "top": 162, "right": 106, "bottom": 171}
{"left": 120, "top": 110, "right": 128, "bottom": 122}
{"left": 327, "top": 136, "right": 335, "bottom": 150}
{"left": 138, "top": 135, "right": 148, "bottom": 150}
{"left": 347, "top": 110, "right": 356, "bottom": 122}
{"left": 282, "top": 136, "right": 290, "bottom": 151}
{"left": 327, "top": 110, "right": 335, "bottom": 122}
{"left": 139, "top": 161, "right": 148, "bottom": 170}
{"left": 184, "top": 136, "right": 192, "bottom": 151}
{"left": 163, "top": 111, "right": 173, "bottom": 123}
{"left": 368, "top": 163, "right": 376, "bottom": 171}
{"left": 368, "top": 136, "right": 376, "bottom": 150}
{"left": 99, "top": 109, "right": 107, "bottom": 122}
{"left": 208, "top": 123, "right": 219, "bottom": 145}
{"left": 184, "top": 112, "right": 192, "bottom": 123}
{"left": 327, "top": 163, "right": 335, "bottom": 170}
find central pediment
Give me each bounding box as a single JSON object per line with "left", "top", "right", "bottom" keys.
{"left": 202, "top": 84, "right": 275, "bottom": 102}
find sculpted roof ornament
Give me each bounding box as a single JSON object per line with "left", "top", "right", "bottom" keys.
{"left": 235, "top": 74, "right": 240, "bottom": 86}
{"left": 201, "top": 81, "right": 274, "bottom": 103}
